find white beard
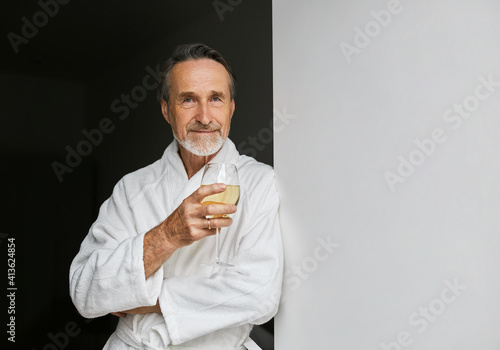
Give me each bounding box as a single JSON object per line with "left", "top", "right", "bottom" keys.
{"left": 175, "top": 131, "right": 226, "bottom": 156}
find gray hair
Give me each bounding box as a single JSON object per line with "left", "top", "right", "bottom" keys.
{"left": 157, "top": 43, "right": 237, "bottom": 105}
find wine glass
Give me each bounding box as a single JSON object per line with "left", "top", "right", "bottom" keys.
{"left": 200, "top": 163, "right": 240, "bottom": 266}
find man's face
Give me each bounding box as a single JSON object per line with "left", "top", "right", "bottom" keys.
{"left": 161, "top": 58, "right": 235, "bottom": 156}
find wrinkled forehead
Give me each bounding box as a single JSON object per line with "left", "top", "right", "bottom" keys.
{"left": 169, "top": 59, "right": 231, "bottom": 96}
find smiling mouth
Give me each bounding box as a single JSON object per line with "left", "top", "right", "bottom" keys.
{"left": 190, "top": 129, "right": 219, "bottom": 134}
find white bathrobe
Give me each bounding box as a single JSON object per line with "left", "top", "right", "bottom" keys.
{"left": 69, "top": 139, "right": 283, "bottom": 350}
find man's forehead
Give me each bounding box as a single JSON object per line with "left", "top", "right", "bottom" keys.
{"left": 170, "top": 59, "right": 231, "bottom": 92}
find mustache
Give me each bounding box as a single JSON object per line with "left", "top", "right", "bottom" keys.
{"left": 187, "top": 122, "right": 221, "bottom": 132}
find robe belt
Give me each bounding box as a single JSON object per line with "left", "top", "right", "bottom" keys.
{"left": 168, "top": 346, "right": 246, "bottom": 350}
{"left": 115, "top": 323, "right": 247, "bottom": 350}
{"left": 115, "top": 324, "right": 166, "bottom": 350}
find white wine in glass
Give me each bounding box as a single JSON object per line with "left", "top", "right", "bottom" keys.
{"left": 200, "top": 163, "right": 240, "bottom": 266}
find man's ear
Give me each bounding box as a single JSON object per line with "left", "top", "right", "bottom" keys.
{"left": 230, "top": 99, "right": 235, "bottom": 120}
{"left": 161, "top": 100, "right": 171, "bottom": 124}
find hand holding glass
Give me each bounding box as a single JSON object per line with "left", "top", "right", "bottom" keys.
{"left": 200, "top": 163, "right": 239, "bottom": 266}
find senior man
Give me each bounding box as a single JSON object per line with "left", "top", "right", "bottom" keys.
{"left": 69, "top": 43, "right": 283, "bottom": 349}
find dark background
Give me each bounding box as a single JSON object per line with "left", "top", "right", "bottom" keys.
{"left": 0, "top": 1, "right": 274, "bottom": 349}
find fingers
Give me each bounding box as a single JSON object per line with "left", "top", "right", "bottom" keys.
{"left": 191, "top": 183, "right": 237, "bottom": 217}
{"left": 192, "top": 183, "right": 226, "bottom": 203}
{"left": 203, "top": 203, "right": 237, "bottom": 217}
{"left": 164, "top": 184, "right": 237, "bottom": 248}
{"left": 203, "top": 216, "right": 233, "bottom": 230}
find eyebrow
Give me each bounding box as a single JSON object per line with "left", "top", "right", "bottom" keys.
{"left": 176, "top": 91, "right": 196, "bottom": 100}
{"left": 209, "top": 90, "right": 226, "bottom": 98}
{"left": 176, "top": 90, "right": 227, "bottom": 100}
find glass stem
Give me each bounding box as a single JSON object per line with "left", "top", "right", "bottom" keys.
{"left": 215, "top": 227, "right": 221, "bottom": 263}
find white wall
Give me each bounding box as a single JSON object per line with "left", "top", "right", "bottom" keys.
{"left": 273, "top": 0, "right": 500, "bottom": 349}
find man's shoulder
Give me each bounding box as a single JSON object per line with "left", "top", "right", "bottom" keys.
{"left": 237, "top": 155, "right": 275, "bottom": 187}
{"left": 238, "top": 154, "right": 273, "bottom": 173}
{"left": 115, "top": 158, "right": 165, "bottom": 200}
{"left": 236, "top": 155, "right": 278, "bottom": 206}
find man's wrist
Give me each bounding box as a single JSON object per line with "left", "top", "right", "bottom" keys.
{"left": 159, "top": 219, "right": 178, "bottom": 254}
{"left": 143, "top": 219, "right": 177, "bottom": 278}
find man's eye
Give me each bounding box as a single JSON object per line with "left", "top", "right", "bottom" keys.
{"left": 212, "top": 97, "right": 221, "bottom": 102}
{"left": 181, "top": 98, "right": 196, "bottom": 106}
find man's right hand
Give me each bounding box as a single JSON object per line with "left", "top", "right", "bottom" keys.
{"left": 143, "top": 183, "right": 237, "bottom": 278}
{"left": 163, "top": 183, "right": 237, "bottom": 248}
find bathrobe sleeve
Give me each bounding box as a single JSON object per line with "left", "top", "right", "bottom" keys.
{"left": 69, "top": 179, "right": 163, "bottom": 318}
{"left": 159, "top": 167, "right": 284, "bottom": 345}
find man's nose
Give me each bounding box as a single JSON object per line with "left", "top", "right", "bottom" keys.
{"left": 195, "top": 102, "right": 211, "bottom": 124}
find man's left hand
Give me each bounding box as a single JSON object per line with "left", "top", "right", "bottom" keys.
{"left": 111, "top": 300, "right": 162, "bottom": 318}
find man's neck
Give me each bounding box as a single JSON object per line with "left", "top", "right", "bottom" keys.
{"left": 178, "top": 145, "right": 219, "bottom": 179}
